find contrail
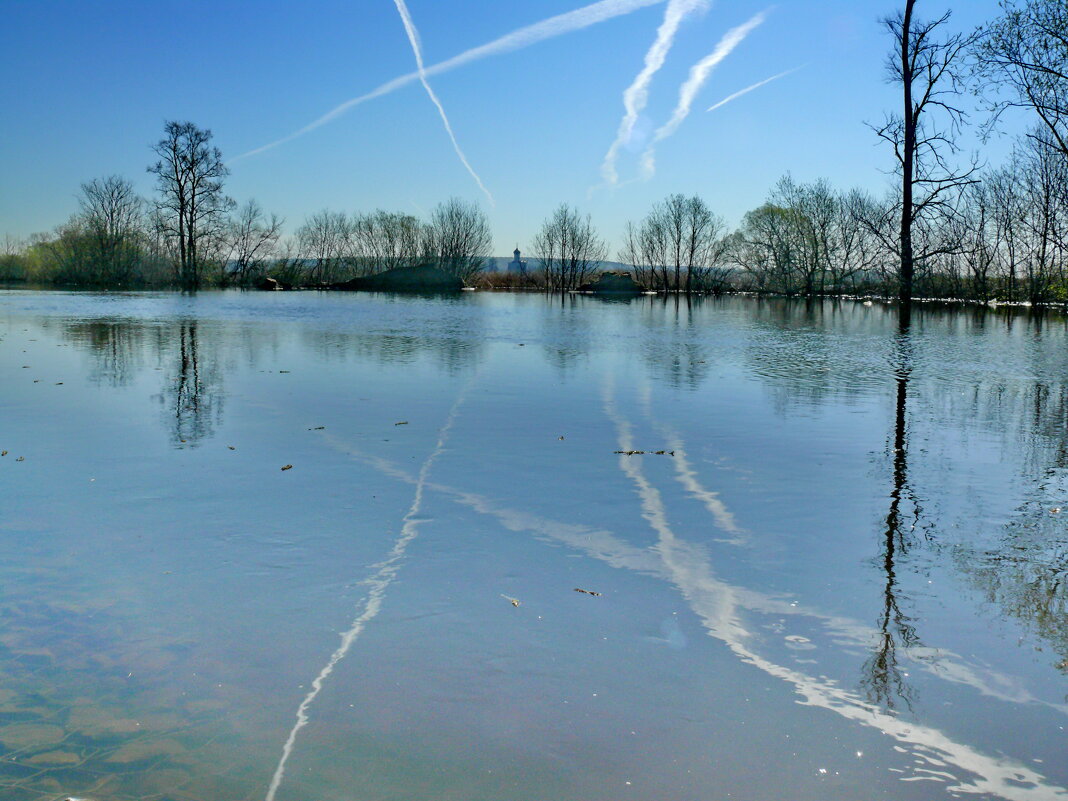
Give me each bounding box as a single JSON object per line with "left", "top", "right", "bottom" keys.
{"left": 706, "top": 65, "right": 801, "bottom": 112}
{"left": 391, "top": 0, "right": 494, "bottom": 205}
{"left": 639, "top": 9, "right": 768, "bottom": 178}
{"left": 264, "top": 385, "right": 470, "bottom": 801}
{"left": 599, "top": 0, "right": 709, "bottom": 186}
{"left": 232, "top": 0, "right": 666, "bottom": 163}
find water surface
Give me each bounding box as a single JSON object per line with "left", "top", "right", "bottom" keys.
{"left": 2, "top": 290, "right": 1067, "bottom": 800}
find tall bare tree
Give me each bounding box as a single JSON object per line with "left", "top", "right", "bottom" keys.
{"left": 876, "top": 2, "right": 980, "bottom": 305}
{"left": 148, "top": 121, "right": 233, "bottom": 290}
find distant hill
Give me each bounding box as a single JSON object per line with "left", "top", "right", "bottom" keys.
{"left": 482, "top": 257, "right": 631, "bottom": 273}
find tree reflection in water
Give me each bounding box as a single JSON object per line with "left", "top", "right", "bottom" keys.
{"left": 861, "top": 307, "right": 925, "bottom": 712}
{"left": 165, "top": 321, "right": 221, "bottom": 447}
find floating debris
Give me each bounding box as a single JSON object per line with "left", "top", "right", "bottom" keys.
{"left": 15, "top": 456, "right": 24, "bottom": 462}
{"left": 1051, "top": 508, "right": 1061, "bottom": 514}
{"left": 614, "top": 450, "right": 675, "bottom": 457}
{"left": 281, "top": 464, "right": 293, "bottom": 471}
{"left": 501, "top": 594, "right": 521, "bottom": 607}
{"left": 395, "top": 421, "right": 409, "bottom": 426}
{"left": 228, "top": 446, "right": 236, "bottom": 450}
{"left": 55, "top": 382, "right": 63, "bottom": 385}
{"left": 574, "top": 588, "right": 602, "bottom": 596}
{"left": 309, "top": 426, "right": 325, "bottom": 431}
{"left": 1, "top": 451, "right": 6, "bottom": 456}
{"left": 279, "top": 370, "right": 290, "bottom": 373}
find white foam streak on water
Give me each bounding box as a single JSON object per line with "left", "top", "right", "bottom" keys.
{"left": 263, "top": 384, "right": 471, "bottom": 801}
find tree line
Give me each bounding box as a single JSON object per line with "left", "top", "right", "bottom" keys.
{"left": 4, "top": 0, "right": 1068, "bottom": 302}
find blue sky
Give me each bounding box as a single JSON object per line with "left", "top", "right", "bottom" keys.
{"left": 0, "top": 0, "right": 1027, "bottom": 256}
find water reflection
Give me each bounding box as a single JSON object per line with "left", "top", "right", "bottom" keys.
{"left": 162, "top": 322, "right": 223, "bottom": 447}
{"left": 61, "top": 320, "right": 145, "bottom": 387}
{"left": 861, "top": 312, "right": 924, "bottom": 712}
{"left": 640, "top": 296, "right": 712, "bottom": 390}
{"left": 7, "top": 292, "right": 1068, "bottom": 800}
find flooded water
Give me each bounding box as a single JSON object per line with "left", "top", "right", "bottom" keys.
{"left": 2, "top": 289, "right": 1068, "bottom": 801}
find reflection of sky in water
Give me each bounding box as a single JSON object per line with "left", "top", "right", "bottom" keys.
{"left": 2, "top": 290, "right": 1068, "bottom": 800}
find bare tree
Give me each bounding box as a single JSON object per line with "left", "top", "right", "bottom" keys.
{"left": 347, "top": 210, "right": 424, "bottom": 275}
{"left": 974, "top": 0, "right": 1068, "bottom": 158}
{"left": 875, "top": 2, "right": 980, "bottom": 305}
{"left": 532, "top": 204, "right": 607, "bottom": 292}
{"left": 737, "top": 203, "right": 800, "bottom": 293}
{"left": 618, "top": 195, "right": 728, "bottom": 292}
{"left": 77, "top": 175, "right": 146, "bottom": 284}
{"left": 426, "top": 198, "right": 491, "bottom": 283}
{"left": 297, "top": 210, "right": 350, "bottom": 283}
{"left": 147, "top": 121, "right": 233, "bottom": 290}
{"left": 223, "top": 200, "right": 283, "bottom": 285}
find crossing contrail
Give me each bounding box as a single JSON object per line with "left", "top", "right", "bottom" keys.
{"left": 639, "top": 9, "right": 768, "bottom": 178}
{"left": 599, "top": 0, "right": 709, "bottom": 186}
{"left": 707, "top": 65, "right": 801, "bottom": 112}
{"left": 391, "top": 0, "right": 494, "bottom": 205}
{"left": 232, "top": 0, "right": 666, "bottom": 163}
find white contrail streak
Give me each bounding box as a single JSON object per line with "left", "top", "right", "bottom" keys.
{"left": 264, "top": 387, "right": 470, "bottom": 801}
{"left": 599, "top": 0, "right": 709, "bottom": 186}
{"left": 639, "top": 9, "right": 768, "bottom": 178}
{"left": 706, "top": 65, "right": 801, "bottom": 112}
{"left": 233, "top": 0, "right": 666, "bottom": 163}
{"left": 391, "top": 0, "right": 494, "bottom": 205}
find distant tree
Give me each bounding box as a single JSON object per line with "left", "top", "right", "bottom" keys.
{"left": 532, "top": 204, "right": 607, "bottom": 292}
{"left": 618, "top": 215, "right": 667, "bottom": 289}
{"left": 1017, "top": 130, "right": 1068, "bottom": 301}
{"left": 147, "top": 121, "right": 233, "bottom": 290}
{"left": 347, "top": 209, "right": 424, "bottom": 275}
{"left": 0, "top": 234, "right": 27, "bottom": 282}
{"left": 426, "top": 198, "right": 491, "bottom": 283}
{"left": 297, "top": 210, "right": 350, "bottom": 283}
{"left": 622, "top": 194, "right": 729, "bottom": 293}
{"left": 974, "top": 0, "right": 1068, "bottom": 158}
{"left": 77, "top": 175, "right": 146, "bottom": 284}
{"left": 875, "top": 1, "right": 980, "bottom": 305}
{"left": 223, "top": 200, "right": 283, "bottom": 285}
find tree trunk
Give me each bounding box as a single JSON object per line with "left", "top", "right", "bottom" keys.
{"left": 899, "top": 0, "right": 916, "bottom": 307}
